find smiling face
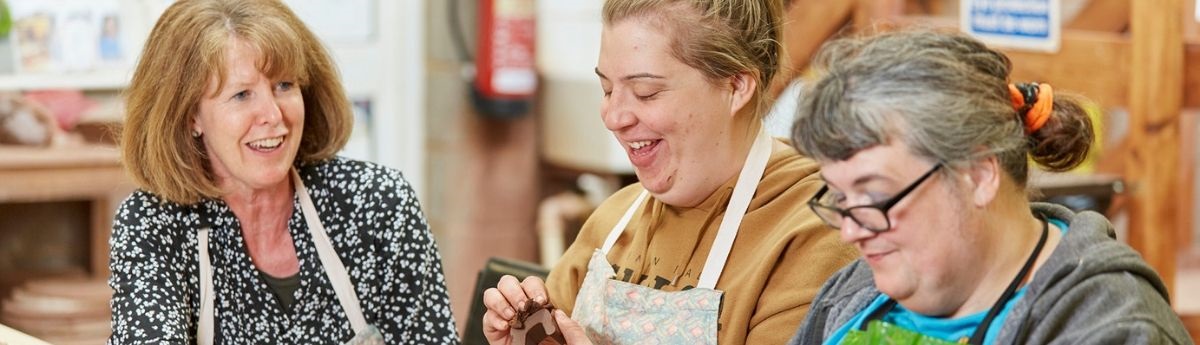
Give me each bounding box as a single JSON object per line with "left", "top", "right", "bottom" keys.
{"left": 597, "top": 17, "right": 753, "bottom": 207}
{"left": 193, "top": 38, "right": 305, "bottom": 195}
{"left": 818, "top": 142, "right": 988, "bottom": 315}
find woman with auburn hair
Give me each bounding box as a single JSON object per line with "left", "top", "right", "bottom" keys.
{"left": 110, "top": 0, "right": 457, "bottom": 343}
{"left": 788, "top": 29, "right": 1190, "bottom": 345}
{"left": 481, "top": 0, "right": 857, "bottom": 344}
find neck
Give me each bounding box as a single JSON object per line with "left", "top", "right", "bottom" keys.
{"left": 221, "top": 176, "right": 294, "bottom": 236}
{"left": 221, "top": 174, "right": 300, "bottom": 277}
{"left": 948, "top": 191, "right": 1055, "bottom": 318}
{"left": 672, "top": 119, "right": 763, "bottom": 208}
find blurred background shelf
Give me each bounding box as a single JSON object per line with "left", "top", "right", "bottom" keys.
{"left": 0, "top": 71, "right": 131, "bottom": 91}
{"left": 0, "top": 144, "right": 133, "bottom": 277}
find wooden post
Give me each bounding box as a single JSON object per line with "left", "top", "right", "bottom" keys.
{"left": 853, "top": 0, "right": 905, "bottom": 31}
{"left": 1128, "top": 0, "right": 1183, "bottom": 298}
{"left": 772, "top": 0, "right": 855, "bottom": 97}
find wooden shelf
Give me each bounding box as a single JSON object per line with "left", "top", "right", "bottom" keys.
{"left": 0, "top": 323, "right": 52, "bottom": 345}
{"left": 0, "top": 71, "right": 130, "bottom": 91}
{"left": 0, "top": 144, "right": 134, "bottom": 276}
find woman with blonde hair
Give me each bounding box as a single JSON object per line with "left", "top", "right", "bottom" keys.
{"left": 109, "top": 0, "right": 457, "bottom": 343}
{"left": 481, "top": 0, "right": 856, "bottom": 344}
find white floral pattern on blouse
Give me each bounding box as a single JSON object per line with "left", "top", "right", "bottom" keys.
{"left": 108, "top": 157, "right": 459, "bottom": 344}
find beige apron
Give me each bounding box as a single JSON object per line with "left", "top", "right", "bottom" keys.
{"left": 197, "top": 170, "right": 383, "bottom": 345}
{"left": 571, "top": 130, "right": 772, "bottom": 345}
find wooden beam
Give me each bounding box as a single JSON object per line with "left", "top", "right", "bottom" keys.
{"left": 1180, "top": 110, "right": 1198, "bottom": 249}
{"left": 1126, "top": 0, "right": 1183, "bottom": 299}
{"left": 854, "top": 0, "right": 905, "bottom": 30}
{"left": 1065, "top": 0, "right": 1128, "bottom": 32}
{"left": 770, "top": 0, "right": 855, "bottom": 97}
{"left": 1001, "top": 30, "right": 1129, "bottom": 108}
{"left": 1185, "top": 43, "right": 1200, "bottom": 107}
{"left": 1182, "top": 313, "right": 1200, "bottom": 344}
{"left": 862, "top": 20, "right": 1200, "bottom": 109}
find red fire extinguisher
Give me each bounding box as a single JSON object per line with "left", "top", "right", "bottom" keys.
{"left": 472, "top": 0, "right": 537, "bottom": 119}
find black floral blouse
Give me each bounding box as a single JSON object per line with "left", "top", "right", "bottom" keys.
{"left": 107, "top": 157, "right": 459, "bottom": 344}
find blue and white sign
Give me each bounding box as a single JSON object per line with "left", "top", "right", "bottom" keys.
{"left": 961, "top": 0, "right": 1061, "bottom": 53}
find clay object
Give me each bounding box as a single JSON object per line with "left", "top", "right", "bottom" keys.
{"left": 0, "top": 93, "right": 55, "bottom": 146}
{"left": 510, "top": 303, "right": 567, "bottom": 345}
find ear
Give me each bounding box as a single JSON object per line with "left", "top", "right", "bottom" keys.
{"left": 192, "top": 117, "right": 204, "bottom": 137}
{"left": 727, "top": 71, "right": 757, "bottom": 117}
{"left": 962, "top": 155, "right": 1002, "bottom": 207}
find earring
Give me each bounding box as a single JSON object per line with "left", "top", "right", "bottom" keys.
{"left": 192, "top": 130, "right": 202, "bottom": 138}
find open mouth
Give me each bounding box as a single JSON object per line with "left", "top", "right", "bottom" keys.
{"left": 628, "top": 139, "right": 661, "bottom": 155}
{"left": 247, "top": 136, "right": 284, "bottom": 152}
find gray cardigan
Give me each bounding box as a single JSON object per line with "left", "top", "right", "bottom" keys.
{"left": 788, "top": 202, "right": 1193, "bottom": 345}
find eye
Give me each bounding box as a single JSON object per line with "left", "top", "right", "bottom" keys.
{"left": 636, "top": 91, "right": 661, "bottom": 101}
{"left": 275, "top": 81, "right": 295, "bottom": 92}
{"left": 866, "top": 192, "right": 892, "bottom": 205}
{"left": 231, "top": 90, "right": 249, "bottom": 101}
{"left": 825, "top": 191, "right": 849, "bottom": 208}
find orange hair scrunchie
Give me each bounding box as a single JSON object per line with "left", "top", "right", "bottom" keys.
{"left": 1008, "top": 83, "right": 1053, "bottom": 134}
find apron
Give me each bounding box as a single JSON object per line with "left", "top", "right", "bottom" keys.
{"left": 197, "top": 170, "right": 384, "bottom": 345}
{"left": 571, "top": 129, "right": 773, "bottom": 345}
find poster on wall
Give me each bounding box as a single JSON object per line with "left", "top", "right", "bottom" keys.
{"left": 8, "top": 0, "right": 128, "bottom": 74}
{"left": 961, "top": 0, "right": 1061, "bottom": 53}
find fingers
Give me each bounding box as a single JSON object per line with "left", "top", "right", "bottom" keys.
{"left": 554, "top": 309, "right": 592, "bottom": 345}
{"left": 497, "top": 275, "right": 534, "bottom": 312}
{"left": 482, "top": 274, "right": 555, "bottom": 345}
{"left": 482, "top": 309, "right": 512, "bottom": 345}
{"left": 482, "top": 287, "right": 516, "bottom": 320}
{"left": 520, "top": 276, "right": 549, "bottom": 306}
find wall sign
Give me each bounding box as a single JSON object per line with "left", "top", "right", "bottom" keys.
{"left": 961, "top": 0, "right": 1061, "bottom": 53}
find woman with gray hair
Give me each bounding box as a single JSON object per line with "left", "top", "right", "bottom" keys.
{"left": 787, "top": 29, "right": 1191, "bottom": 344}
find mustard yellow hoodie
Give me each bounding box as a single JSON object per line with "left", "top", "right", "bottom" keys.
{"left": 547, "top": 139, "right": 858, "bottom": 345}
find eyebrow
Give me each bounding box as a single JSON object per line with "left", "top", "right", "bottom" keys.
{"left": 819, "top": 173, "right": 889, "bottom": 190}
{"left": 595, "top": 67, "right": 665, "bottom": 81}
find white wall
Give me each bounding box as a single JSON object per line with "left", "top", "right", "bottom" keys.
{"left": 297, "top": 0, "right": 428, "bottom": 198}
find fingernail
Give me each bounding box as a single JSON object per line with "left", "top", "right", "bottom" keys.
{"left": 518, "top": 300, "right": 527, "bottom": 311}
{"left": 504, "top": 307, "right": 515, "bottom": 319}
{"left": 555, "top": 309, "right": 567, "bottom": 318}
{"left": 535, "top": 295, "right": 547, "bottom": 304}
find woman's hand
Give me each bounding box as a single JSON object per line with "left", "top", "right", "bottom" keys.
{"left": 482, "top": 275, "right": 550, "bottom": 345}
{"left": 554, "top": 309, "right": 593, "bottom": 345}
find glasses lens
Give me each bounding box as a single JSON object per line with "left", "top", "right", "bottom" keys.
{"left": 810, "top": 204, "right": 844, "bottom": 229}
{"left": 848, "top": 207, "right": 889, "bottom": 232}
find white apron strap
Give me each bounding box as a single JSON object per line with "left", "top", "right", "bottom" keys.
{"left": 292, "top": 169, "right": 369, "bottom": 333}
{"left": 601, "top": 190, "right": 650, "bottom": 253}
{"left": 198, "top": 229, "right": 214, "bottom": 345}
{"left": 695, "top": 129, "right": 772, "bottom": 289}
{"left": 599, "top": 128, "right": 774, "bottom": 289}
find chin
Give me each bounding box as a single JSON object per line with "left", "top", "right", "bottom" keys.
{"left": 253, "top": 166, "right": 292, "bottom": 186}
{"left": 873, "top": 273, "right": 915, "bottom": 302}
{"left": 632, "top": 167, "right": 666, "bottom": 191}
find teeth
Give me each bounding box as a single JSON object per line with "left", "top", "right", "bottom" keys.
{"left": 629, "top": 140, "right": 653, "bottom": 150}
{"left": 249, "top": 136, "right": 283, "bottom": 149}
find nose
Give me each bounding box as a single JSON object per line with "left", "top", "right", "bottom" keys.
{"left": 600, "top": 92, "right": 636, "bottom": 132}
{"left": 257, "top": 92, "right": 284, "bottom": 126}
{"left": 839, "top": 216, "right": 876, "bottom": 244}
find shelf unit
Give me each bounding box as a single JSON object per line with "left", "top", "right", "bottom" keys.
{"left": 0, "top": 71, "right": 130, "bottom": 91}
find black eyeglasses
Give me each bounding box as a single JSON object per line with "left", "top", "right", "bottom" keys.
{"left": 808, "top": 163, "right": 944, "bottom": 232}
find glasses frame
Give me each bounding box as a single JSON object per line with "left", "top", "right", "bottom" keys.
{"left": 808, "top": 163, "right": 944, "bottom": 232}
